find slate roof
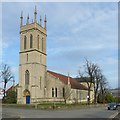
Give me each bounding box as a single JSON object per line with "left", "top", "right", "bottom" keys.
{"left": 75, "top": 77, "right": 94, "bottom": 83}
{"left": 6, "top": 86, "right": 13, "bottom": 92}
{"left": 47, "top": 70, "right": 88, "bottom": 90}
{"left": 6, "top": 84, "right": 18, "bottom": 92}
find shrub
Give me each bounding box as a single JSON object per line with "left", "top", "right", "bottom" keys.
{"left": 105, "top": 93, "right": 116, "bottom": 103}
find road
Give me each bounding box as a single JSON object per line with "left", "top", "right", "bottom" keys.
{"left": 1, "top": 106, "right": 119, "bottom": 118}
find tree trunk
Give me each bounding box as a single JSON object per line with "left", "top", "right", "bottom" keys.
{"left": 64, "top": 99, "right": 66, "bottom": 104}
{"left": 88, "top": 89, "right": 91, "bottom": 105}
{"left": 94, "top": 91, "right": 97, "bottom": 104}
{"left": 3, "top": 82, "right": 7, "bottom": 99}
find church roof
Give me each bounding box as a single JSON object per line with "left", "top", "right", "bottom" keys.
{"left": 47, "top": 70, "right": 88, "bottom": 90}
{"left": 75, "top": 77, "right": 94, "bottom": 83}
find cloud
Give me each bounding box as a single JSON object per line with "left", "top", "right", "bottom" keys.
{"left": 47, "top": 3, "right": 117, "bottom": 57}
{"left": 105, "top": 58, "right": 118, "bottom": 65}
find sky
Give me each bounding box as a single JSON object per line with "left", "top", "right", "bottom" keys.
{"left": 1, "top": 2, "right": 118, "bottom": 89}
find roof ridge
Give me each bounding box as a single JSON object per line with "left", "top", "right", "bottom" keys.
{"left": 47, "top": 70, "right": 70, "bottom": 78}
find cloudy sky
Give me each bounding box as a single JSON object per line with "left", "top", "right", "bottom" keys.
{"left": 1, "top": 2, "right": 118, "bottom": 89}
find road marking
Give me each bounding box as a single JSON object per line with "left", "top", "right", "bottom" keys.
{"left": 108, "top": 111, "right": 119, "bottom": 119}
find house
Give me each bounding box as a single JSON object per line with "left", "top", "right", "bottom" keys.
{"left": 110, "top": 88, "right": 120, "bottom": 101}
{"left": 0, "top": 87, "right": 4, "bottom": 100}
{"left": 75, "top": 77, "right": 94, "bottom": 103}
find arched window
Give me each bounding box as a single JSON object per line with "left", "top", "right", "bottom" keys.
{"left": 63, "top": 88, "right": 65, "bottom": 97}
{"left": 52, "top": 88, "right": 54, "bottom": 97}
{"left": 55, "top": 88, "right": 57, "bottom": 97}
{"left": 25, "top": 70, "right": 29, "bottom": 85}
{"left": 37, "top": 35, "right": 39, "bottom": 49}
{"left": 24, "top": 36, "right": 27, "bottom": 49}
{"left": 30, "top": 34, "right": 33, "bottom": 48}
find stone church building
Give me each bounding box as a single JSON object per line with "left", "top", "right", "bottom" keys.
{"left": 17, "top": 7, "right": 93, "bottom": 104}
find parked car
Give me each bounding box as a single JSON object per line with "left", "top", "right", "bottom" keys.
{"left": 117, "top": 103, "right": 120, "bottom": 106}
{"left": 117, "top": 103, "right": 120, "bottom": 110}
{"left": 107, "top": 103, "right": 117, "bottom": 110}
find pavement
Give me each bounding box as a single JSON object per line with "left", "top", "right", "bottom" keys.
{"left": 113, "top": 113, "right": 120, "bottom": 120}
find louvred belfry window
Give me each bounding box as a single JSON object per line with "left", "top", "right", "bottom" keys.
{"left": 24, "top": 36, "right": 27, "bottom": 49}
{"left": 37, "top": 35, "right": 39, "bottom": 49}
{"left": 30, "top": 34, "right": 33, "bottom": 48}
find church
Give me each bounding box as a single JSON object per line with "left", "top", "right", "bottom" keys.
{"left": 17, "top": 7, "right": 94, "bottom": 104}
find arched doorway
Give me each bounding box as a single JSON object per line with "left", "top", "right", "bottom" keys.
{"left": 23, "top": 89, "right": 30, "bottom": 104}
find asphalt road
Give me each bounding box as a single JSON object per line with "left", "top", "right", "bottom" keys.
{"left": 1, "top": 106, "right": 119, "bottom": 118}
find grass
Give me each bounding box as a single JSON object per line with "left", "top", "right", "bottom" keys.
{"left": 2, "top": 104, "right": 35, "bottom": 109}
{"left": 2, "top": 102, "right": 103, "bottom": 110}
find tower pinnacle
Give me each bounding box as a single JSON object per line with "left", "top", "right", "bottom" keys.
{"left": 20, "top": 11, "right": 23, "bottom": 27}
{"left": 40, "top": 15, "right": 42, "bottom": 26}
{"left": 44, "top": 14, "right": 47, "bottom": 30}
{"left": 34, "top": 6, "right": 37, "bottom": 22}
{"left": 27, "top": 14, "right": 29, "bottom": 24}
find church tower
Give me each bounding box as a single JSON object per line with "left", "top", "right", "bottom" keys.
{"left": 17, "top": 6, "right": 47, "bottom": 104}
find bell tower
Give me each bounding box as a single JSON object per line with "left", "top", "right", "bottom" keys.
{"left": 17, "top": 6, "right": 47, "bottom": 104}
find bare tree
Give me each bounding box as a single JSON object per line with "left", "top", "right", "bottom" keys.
{"left": 98, "top": 75, "right": 108, "bottom": 103}
{"left": 78, "top": 59, "right": 97, "bottom": 104}
{"left": 0, "top": 64, "right": 14, "bottom": 98}
{"left": 93, "top": 66, "right": 102, "bottom": 104}
{"left": 78, "top": 59, "right": 108, "bottom": 104}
